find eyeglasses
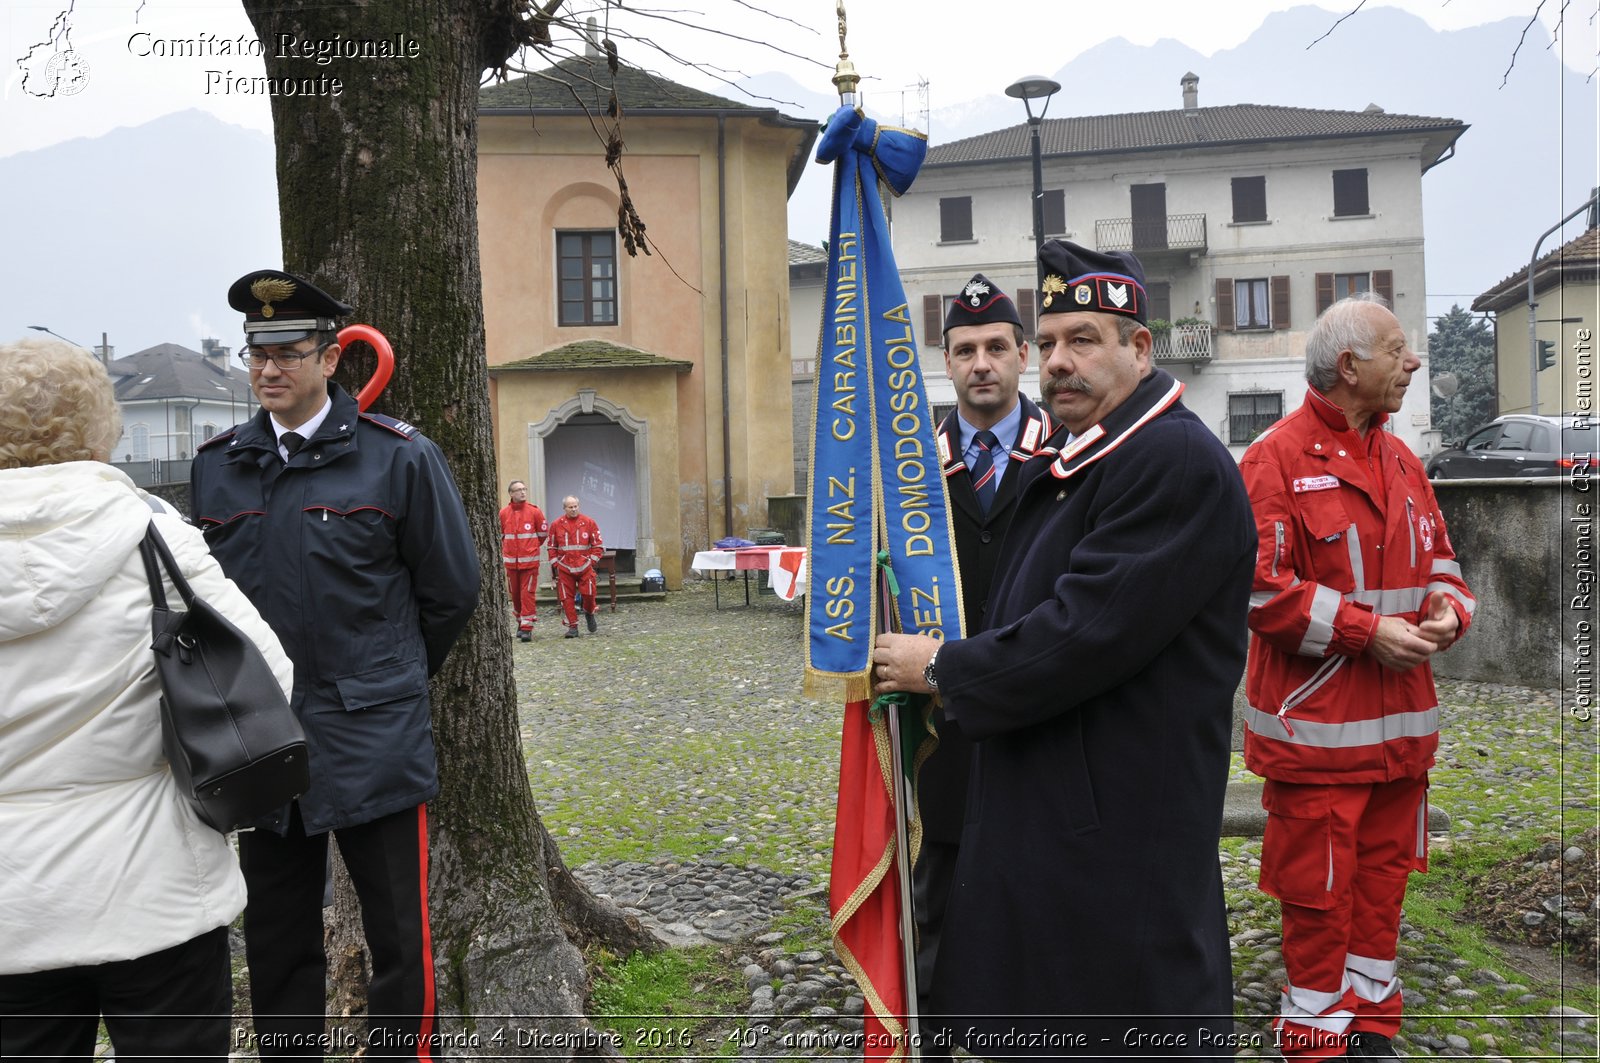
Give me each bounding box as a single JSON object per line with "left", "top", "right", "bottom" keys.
{"left": 238, "top": 341, "right": 331, "bottom": 370}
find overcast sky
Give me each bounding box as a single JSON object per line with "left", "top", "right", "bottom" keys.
{"left": 0, "top": 0, "right": 1586, "bottom": 157}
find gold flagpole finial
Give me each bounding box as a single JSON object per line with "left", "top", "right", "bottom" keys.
{"left": 832, "top": 1, "right": 859, "bottom": 105}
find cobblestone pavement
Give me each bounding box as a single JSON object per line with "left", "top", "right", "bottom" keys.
{"left": 514, "top": 580, "right": 1597, "bottom": 1059}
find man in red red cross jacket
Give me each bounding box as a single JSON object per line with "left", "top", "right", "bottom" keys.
{"left": 547, "top": 495, "right": 603, "bottom": 638}
{"left": 498, "top": 480, "right": 548, "bottom": 642}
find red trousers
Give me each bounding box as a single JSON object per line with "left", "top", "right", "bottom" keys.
{"left": 1260, "top": 776, "right": 1429, "bottom": 1060}
{"left": 505, "top": 565, "right": 540, "bottom": 630}
{"left": 555, "top": 564, "right": 597, "bottom": 628}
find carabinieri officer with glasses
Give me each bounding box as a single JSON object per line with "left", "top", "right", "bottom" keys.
{"left": 190, "top": 269, "right": 479, "bottom": 1062}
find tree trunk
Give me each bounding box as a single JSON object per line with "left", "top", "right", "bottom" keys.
{"left": 239, "top": 1, "right": 658, "bottom": 1054}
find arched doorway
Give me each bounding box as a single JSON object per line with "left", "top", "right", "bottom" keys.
{"left": 526, "top": 389, "right": 659, "bottom": 576}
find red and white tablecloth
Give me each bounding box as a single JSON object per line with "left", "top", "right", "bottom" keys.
{"left": 690, "top": 547, "right": 808, "bottom": 600}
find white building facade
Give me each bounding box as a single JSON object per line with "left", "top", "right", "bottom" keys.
{"left": 891, "top": 77, "right": 1465, "bottom": 456}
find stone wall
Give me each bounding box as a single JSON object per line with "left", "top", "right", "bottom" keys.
{"left": 1431, "top": 479, "right": 1579, "bottom": 691}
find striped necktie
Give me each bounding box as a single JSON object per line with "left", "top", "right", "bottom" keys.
{"left": 971, "top": 429, "right": 1000, "bottom": 514}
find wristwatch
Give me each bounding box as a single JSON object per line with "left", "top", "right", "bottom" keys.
{"left": 922, "top": 648, "right": 939, "bottom": 691}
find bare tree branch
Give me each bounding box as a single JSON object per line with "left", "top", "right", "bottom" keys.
{"left": 1307, "top": 0, "right": 1369, "bottom": 50}
{"left": 1501, "top": 0, "right": 1552, "bottom": 87}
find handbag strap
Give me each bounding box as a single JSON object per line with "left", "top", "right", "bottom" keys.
{"left": 140, "top": 524, "right": 195, "bottom": 656}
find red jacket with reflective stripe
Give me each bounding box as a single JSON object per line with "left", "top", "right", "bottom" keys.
{"left": 1240, "top": 389, "right": 1475, "bottom": 784}
{"left": 547, "top": 513, "right": 602, "bottom": 574}
{"left": 498, "top": 502, "right": 548, "bottom": 568}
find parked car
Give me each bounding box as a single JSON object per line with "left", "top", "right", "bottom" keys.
{"left": 1426, "top": 414, "right": 1597, "bottom": 479}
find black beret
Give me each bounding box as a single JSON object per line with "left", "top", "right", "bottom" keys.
{"left": 228, "top": 269, "right": 353, "bottom": 346}
{"left": 1037, "top": 239, "right": 1149, "bottom": 324}
{"left": 943, "top": 273, "right": 1022, "bottom": 337}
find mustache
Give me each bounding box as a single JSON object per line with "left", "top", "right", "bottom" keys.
{"left": 1042, "top": 374, "right": 1093, "bottom": 399}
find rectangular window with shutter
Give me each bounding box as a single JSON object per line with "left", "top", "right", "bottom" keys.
{"left": 1332, "top": 168, "right": 1370, "bottom": 217}
{"left": 940, "top": 196, "right": 973, "bottom": 242}
{"left": 1270, "top": 275, "right": 1290, "bottom": 331}
{"left": 1315, "top": 270, "right": 1393, "bottom": 316}
{"left": 923, "top": 294, "right": 944, "bottom": 346}
{"left": 1017, "top": 288, "right": 1037, "bottom": 334}
{"left": 1215, "top": 278, "right": 1235, "bottom": 332}
{"left": 1041, "top": 190, "right": 1066, "bottom": 236}
{"left": 1234, "top": 278, "right": 1271, "bottom": 330}
{"left": 1231, "top": 176, "right": 1267, "bottom": 223}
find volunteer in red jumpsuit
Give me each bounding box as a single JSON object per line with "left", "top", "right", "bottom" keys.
{"left": 1241, "top": 294, "right": 1475, "bottom": 1063}
{"left": 547, "top": 495, "right": 603, "bottom": 638}
{"left": 498, "top": 480, "right": 548, "bottom": 642}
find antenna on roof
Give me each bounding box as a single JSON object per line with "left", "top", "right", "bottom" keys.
{"left": 899, "top": 78, "right": 930, "bottom": 136}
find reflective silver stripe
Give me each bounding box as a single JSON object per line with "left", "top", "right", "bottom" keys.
{"left": 1272, "top": 521, "right": 1285, "bottom": 578}
{"left": 1345, "top": 953, "right": 1398, "bottom": 982}
{"left": 1243, "top": 704, "right": 1440, "bottom": 749}
{"left": 502, "top": 533, "right": 518, "bottom": 541}
{"left": 1344, "top": 586, "right": 1427, "bottom": 614}
{"left": 516, "top": 532, "right": 542, "bottom": 539}
{"left": 1298, "top": 584, "right": 1342, "bottom": 656}
{"left": 554, "top": 544, "right": 591, "bottom": 551}
{"left": 1431, "top": 558, "right": 1464, "bottom": 579}
{"left": 1250, "top": 590, "right": 1277, "bottom": 609}
{"left": 1346, "top": 968, "right": 1401, "bottom": 1005}
{"left": 1415, "top": 795, "right": 1428, "bottom": 858}
{"left": 1426, "top": 583, "right": 1476, "bottom": 616}
{"left": 1408, "top": 496, "right": 1420, "bottom": 569}
{"left": 1281, "top": 982, "right": 1352, "bottom": 1018}
{"left": 501, "top": 555, "right": 517, "bottom": 563}
{"left": 1345, "top": 524, "right": 1365, "bottom": 591}
{"left": 1326, "top": 835, "right": 1335, "bottom": 891}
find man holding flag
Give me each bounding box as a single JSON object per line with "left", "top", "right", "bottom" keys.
{"left": 919, "top": 275, "right": 1053, "bottom": 1044}
{"left": 874, "top": 239, "right": 1257, "bottom": 1058}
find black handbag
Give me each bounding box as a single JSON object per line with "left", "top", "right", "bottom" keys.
{"left": 140, "top": 523, "right": 309, "bottom": 831}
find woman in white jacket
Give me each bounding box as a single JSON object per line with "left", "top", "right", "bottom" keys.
{"left": 0, "top": 337, "right": 294, "bottom": 1061}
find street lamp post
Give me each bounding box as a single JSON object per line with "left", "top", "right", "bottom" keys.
{"left": 27, "top": 324, "right": 85, "bottom": 348}
{"left": 1005, "top": 75, "right": 1062, "bottom": 290}
{"left": 1524, "top": 189, "right": 1599, "bottom": 414}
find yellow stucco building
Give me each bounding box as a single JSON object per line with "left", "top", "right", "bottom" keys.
{"left": 478, "top": 55, "right": 816, "bottom": 587}
{"left": 1475, "top": 225, "right": 1599, "bottom": 417}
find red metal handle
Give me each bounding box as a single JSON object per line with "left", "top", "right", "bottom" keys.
{"left": 339, "top": 324, "right": 394, "bottom": 412}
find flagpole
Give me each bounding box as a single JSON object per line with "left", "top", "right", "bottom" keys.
{"left": 877, "top": 562, "right": 923, "bottom": 1060}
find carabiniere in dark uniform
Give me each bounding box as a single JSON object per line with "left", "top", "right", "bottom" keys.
{"left": 191, "top": 268, "right": 479, "bottom": 1063}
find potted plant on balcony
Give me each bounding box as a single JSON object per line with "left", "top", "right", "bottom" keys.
{"left": 1172, "top": 315, "right": 1208, "bottom": 356}
{"left": 1146, "top": 318, "right": 1172, "bottom": 356}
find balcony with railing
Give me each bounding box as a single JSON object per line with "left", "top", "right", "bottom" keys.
{"left": 1095, "top": 213, "right": 1208, "bottom": 255}
{"left": 1149, "top": 323, "right": 1214, "bottom": 365}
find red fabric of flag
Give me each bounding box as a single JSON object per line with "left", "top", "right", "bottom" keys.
{"left": 829, "top": 698, "right": 908, "bottom": 1061}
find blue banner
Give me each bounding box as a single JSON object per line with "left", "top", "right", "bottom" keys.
{"left": 805, "top": 107, "right": 964, "bottom": 695}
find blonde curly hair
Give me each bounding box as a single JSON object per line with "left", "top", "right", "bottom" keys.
{"left": 0, "top": 336, "right": 123, "bottom": 469}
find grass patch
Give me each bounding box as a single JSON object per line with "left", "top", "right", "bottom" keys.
{"left": 588, "top": 946, "right": 746, "bottom": 1059}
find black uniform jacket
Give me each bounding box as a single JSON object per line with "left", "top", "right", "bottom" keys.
{"left": 191, "top": 384, "right": 480, "bottom": 835}
{"left": 931, "top": 369, "right": 1256, "bottom": 1058}
{"left": 921, "top": 396, "right": 1055, "bottom": 844}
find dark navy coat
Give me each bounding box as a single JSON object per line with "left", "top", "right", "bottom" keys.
{"left": 191, "top": 384, "right": 479, "bottom": 835}
{"left": 931, "top": 369, "right": 1256, "bottom": 1059}
{"left": 922, "top": 395, "right": 1055, "bottom": 844}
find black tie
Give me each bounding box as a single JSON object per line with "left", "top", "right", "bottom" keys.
{"left": 282, "top": 431, "right": 306, "bottom": 458}
{"left": 971, "top": 429, "right": 1000, "bottom": 514}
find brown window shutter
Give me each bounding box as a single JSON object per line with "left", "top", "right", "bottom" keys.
{"left": 923, "top": 294, "right": 943, "bottom": 346}
{"left": 1315, "top": 273, "right": 1335, "bottom": 316}
{"left": 1214, "top": 278, "right": 1235, "bottom": 332}
{"left": 1017, "top": 288, "right": 1037, "bottom": 333}
{"left": 1270, "top": 276, "right": 1291, "bottom": 330}
{"left": 1373, "top": 270, "right": 1394, "bottom": 305}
